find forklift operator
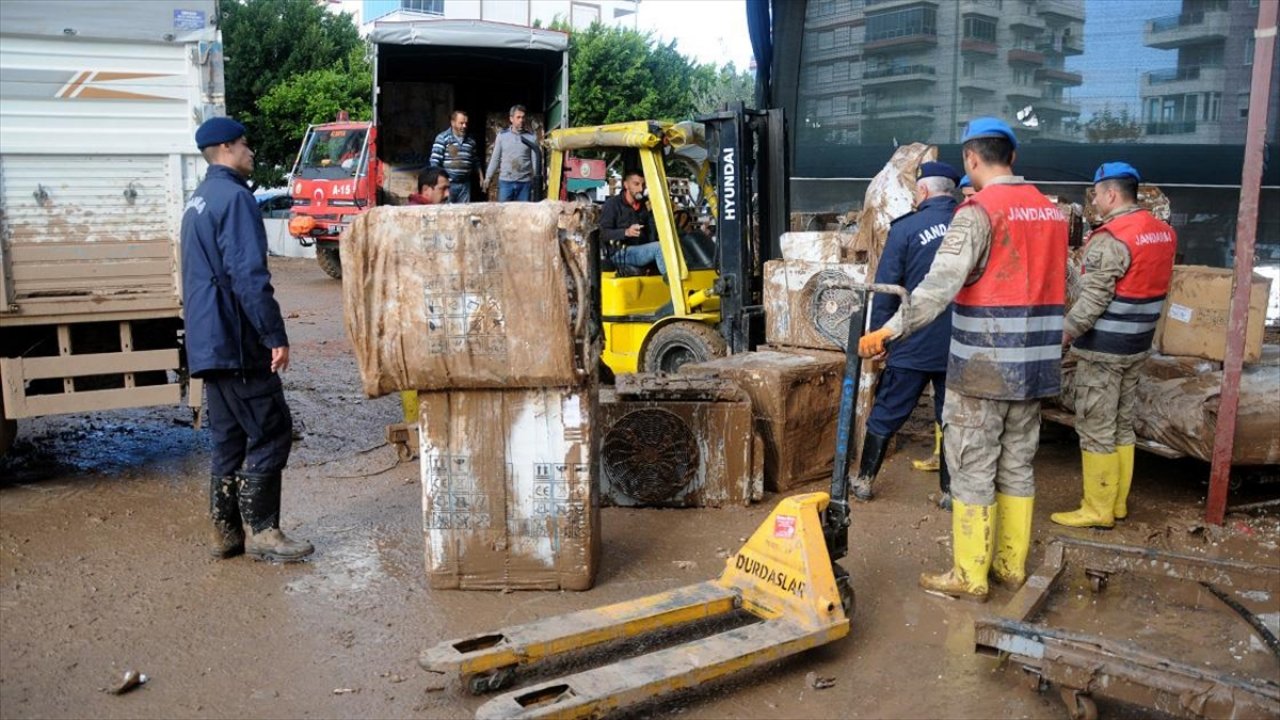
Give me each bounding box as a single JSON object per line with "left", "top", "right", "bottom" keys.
{"left": 599, "top": 170, "right": 667, "bottom": 277}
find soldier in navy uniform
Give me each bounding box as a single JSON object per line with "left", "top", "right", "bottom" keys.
{"left": 851, "top": 161, "right": 961, "bottom": 507}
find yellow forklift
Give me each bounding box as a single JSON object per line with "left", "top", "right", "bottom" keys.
{"left": 545, "top": 105, "right": 789, "bottom": 374}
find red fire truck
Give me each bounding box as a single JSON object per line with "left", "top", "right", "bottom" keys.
{"left": 287, "top": 116, "right": 375, "bottom": 279}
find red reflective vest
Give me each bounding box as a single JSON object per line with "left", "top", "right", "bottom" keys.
{"left": 949, "top": 183, "right": 1068, "bottom": 400}
{"left": 1074, "top": 209, "right": 1177, "bottom": 356}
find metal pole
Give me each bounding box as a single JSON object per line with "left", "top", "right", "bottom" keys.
{"left": 1205, "top": 0, "right": 1277, "bottom": 525}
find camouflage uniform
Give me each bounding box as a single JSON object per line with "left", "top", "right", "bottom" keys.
{"left": 1065, "top": 205, "right": 1147, "bottom": 455}
{"left": 884, "top": 176, "right": 1053, "bottom": 506}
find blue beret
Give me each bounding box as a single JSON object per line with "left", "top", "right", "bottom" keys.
{"left": 1094, "top": 161, "right": 1140, "bottom": 184}
{"left": 961, "top": 117, "right": 1018, "bottom": 150}
{"left": 958, "top": 174, "right": 972, "bottom": 188}
{"left": 196, "top": 116, "right": 246, "bottom": 149}
{"left": 917, "top": 161, "right": 961, "bottom": 184}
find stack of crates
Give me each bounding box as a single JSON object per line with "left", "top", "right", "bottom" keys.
{"left": 342, "top": 202, "right": 601, "bottom": 591}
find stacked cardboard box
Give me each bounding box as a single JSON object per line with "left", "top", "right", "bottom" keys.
{"left": 342, "top": 202, "right": 602, "bottom": 591}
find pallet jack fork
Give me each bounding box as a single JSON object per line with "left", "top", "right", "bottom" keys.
{"left": 419, "top": 283, "right": 908, "bottom": 719}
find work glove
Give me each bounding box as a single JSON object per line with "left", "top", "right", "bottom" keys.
{"left": 858, "top": 328, "right": 895, "bottom": 358}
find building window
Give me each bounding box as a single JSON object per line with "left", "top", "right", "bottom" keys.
{"left": 819, "top": 30, "right": 834, "bottom": 49}
{"left": 833, "top": 60, "right": 850, "bottom": 80}
{"left": 1013, "top": 69, "right": 1033, "bottom": 86}
{"left": 962, "top": 58, "right": 977, "bottom": 77}
{"left": 1207, "top": 92, "right": 1221, "bottom": 121}
{"left": 1244, "top": 38, "right": 1255, "bottom": 66}
{"left": 401, "top": 0, "right": 443, "bottom": 14}
{"left": 963, "top": 16, "right": 997, "bottom": 43}
{"left": 835, "top": 25, "right": 850, "bottom": 46}
{"left": 865, "top": 7, "right": 937, "bottom": 42}
{"left": 819, "top": 64, "right": 834, "bottom": 83}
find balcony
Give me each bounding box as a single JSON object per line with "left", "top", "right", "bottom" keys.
{"left": 960, "top": 0, "right": 1002, "bottom": 18}
{"left": 1035, "top": 67, "right": 1083, "bottom": 86}
{"left": 1145, "top": 120, "right": 1197, "bottom": 136}
{"left": 1141, "top": 65, "right": 1225, "bottom": 95}
{"left": 961, "top": 38, "right": 998, "bottom": 56}
{"left": 865, "top": 0, "right": 938, "bottom": 7}
{"left": 1035, "top": 97, "right": 1081, "bottom": 116}
{"left": 864, "top": 103, "right": 935, "bottom": 119}
{"left": 1007, "top": 48, "right": 1047, "bottom": 66}
{"left": 1008, "top": 14, "right": 1046, "bottom": 33}
{"left": 805, "top": 12, "right": 862, "bottom": 31}
{"left": 863, "top": 64, "right": 937, "bottom": 86}
{"left": 1037, "top": 34, "right": 1084, "bottom": 56}
{"left": 959, "top": 76, "right": 998, "bottom": 94}
{"left": 1006, "top": 87, "right": 1042, "bottom": 104}
{"left": 1038, "top": 0, "right": 1085, "bottom": 22}
{"left": 865, "top": 31, "right": 939, "bottom": 53}
{"left": 1145, "top": 10, "right": 1230, "bottom": 49}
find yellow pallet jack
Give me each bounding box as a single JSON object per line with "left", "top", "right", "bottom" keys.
{"left": 420, "top": 284, "right": 907, "bottom": 719}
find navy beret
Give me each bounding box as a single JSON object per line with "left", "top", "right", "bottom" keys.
{"left": 196, "top": 116, "right": 246, "bottom": 149}
{"left": 961, "top": 116, "right": 1018, "bottom": 150}
{"left": 917, "top": 161, "right": 961, "bottom": 184}
{"left": 1094, "top": 161, "right": 1141, "bottom": 184}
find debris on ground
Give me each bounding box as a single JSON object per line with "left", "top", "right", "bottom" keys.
{"left": 332, "top": 687, "right": 359, "bottom": 695}
{"left": 105, "top": 670, "right": 147, "bottom": 695}
{"left": 805, "top": 671, "right": 836, "bottom": 690}
{"left": 673, "top": 560, "right": 697, "bottom": 570}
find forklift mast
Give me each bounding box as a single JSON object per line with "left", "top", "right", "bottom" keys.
{"left": 698, "top": 103, "right": 789, "bottom": 355}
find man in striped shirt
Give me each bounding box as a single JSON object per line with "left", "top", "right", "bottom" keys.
{"left": 429, "top": 110, "right": 483, "bottom": 204}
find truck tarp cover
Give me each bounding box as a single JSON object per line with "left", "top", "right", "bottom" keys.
{"left": 369, "top": 19, "right": 568, "bottom": 51}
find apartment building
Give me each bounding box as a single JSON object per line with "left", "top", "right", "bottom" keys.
{"left": 1140, "top": 0, "right": 1278, "bottom": 144}
{"left": 330, "top": 0, "right": 640, "bottom": 31}
{"left": 798, "top": 0, "right": 1085, "bottom": 146}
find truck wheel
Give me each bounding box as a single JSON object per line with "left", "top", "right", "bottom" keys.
{"left": 316, "top": 247, "right": 342, "bottom": 279}
{"left": 640, "top": 322, "right": 726, "bottom": 374}
{"left": 0, "top": 393, "right": 16, "bottom": 458}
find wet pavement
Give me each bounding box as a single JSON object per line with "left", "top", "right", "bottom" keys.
{"left": 2, "top": 257, "right": 1278, "bottom": 719}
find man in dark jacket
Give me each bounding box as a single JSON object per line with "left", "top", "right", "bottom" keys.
{"left": 181, "top": 116, "right": 313, "bottom": 563}
{"left": 851, "top": 161, "right": 960, "bottom": 507}
{"left": 599, "top": 170, "right": 666, "bottom": 276}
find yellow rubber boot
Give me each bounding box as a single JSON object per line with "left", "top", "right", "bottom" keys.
{"left": 1115, "top": 444, "right": 1135, "bottom": 520}
{"left": 913, "top": 424, "right": 942, "bottom": 472}
{"left": 991, "top": 494, "right": 1034, "bottom": 587}
{"left": 919, "top": 499, "right": 994, "bottom": 602}
{"left": 1050, "top": 451, "right": 1119, "bottom": 529}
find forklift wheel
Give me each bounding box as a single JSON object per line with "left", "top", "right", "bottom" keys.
{"left": 641, "top": 322, "right": 727, "bottom": 374}
{"left": 316, "top": 246, "right": 342, "bottom": 280}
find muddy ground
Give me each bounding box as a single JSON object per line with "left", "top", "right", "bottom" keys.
{"left": 2, "top": 257, "right": 1278, "bottom": 719}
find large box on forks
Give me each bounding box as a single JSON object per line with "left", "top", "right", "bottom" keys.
{"left": 418, "top": 386, "right": 600, "bottom": 591}
{"left": 681, "top": 350, "right": 845, "bottom": 492}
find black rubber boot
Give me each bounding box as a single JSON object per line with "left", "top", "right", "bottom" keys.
{"left": 851, "top": 433, "right": 891, "bottom": 502}
{"left": 238, "top": 472, "right": 314, "bottom": 563}
{"left": 209, "top": 475, "right": 244, "bottom": 559}
{"left": 937, "top": 444, "right": 953, "bottom": 511}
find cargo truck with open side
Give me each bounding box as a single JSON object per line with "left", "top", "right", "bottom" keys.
{"left": 287, "top": 17, "right": 569, "bottom": 279}
{"left": 0, "top": 0, "right": 222, "bottom": 455}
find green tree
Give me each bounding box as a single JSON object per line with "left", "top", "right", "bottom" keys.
{"left": 221, "top": 0, "right": 364, "bottom": 186}
{"left": 1084, "top": 105, "right": 1144, "bottom": 144}
{"left": 691, "top": 62, "right": 755, "bottom": 115}
{"left": 562, "top": 23, "right": 704, "bottom": 126}
{"left": 256, "top": 45, "right": 372, "bottom": 173}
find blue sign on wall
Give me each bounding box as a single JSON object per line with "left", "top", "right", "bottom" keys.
{"left": 173, "top": 9, "right": 207, "bottom": 31}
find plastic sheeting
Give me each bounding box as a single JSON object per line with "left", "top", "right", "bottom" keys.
{"left": 369, "top": 18, "right": 568, "bottom": 51}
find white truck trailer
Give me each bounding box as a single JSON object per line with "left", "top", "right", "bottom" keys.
{"left": 0, "top": 0, "right": 224, "bottom": 455}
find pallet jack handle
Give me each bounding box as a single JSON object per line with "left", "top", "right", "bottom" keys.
{"left": 823, "top": 282, "right": 909, "bottom": 563}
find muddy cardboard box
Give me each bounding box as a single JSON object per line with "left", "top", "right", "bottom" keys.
{"left": 764, "top": 259, "right": 869, "bottom": 352}
{"left": 779, "top": 232, "right": 860, "bottom": 264}
{"left": 598, "top": 376, "right": 763, "bottom": 508}
{"left": 342, "top": 202, "right": 597, "bottom": 396}
{"left": 681, "top": 350, "right": 845, "bottom": 492}
{"left": 1155, "top": 265, "right": 1271, "bottom": 363}
{"left": 419, "top": 387, "right": 600, "bottom": 591}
